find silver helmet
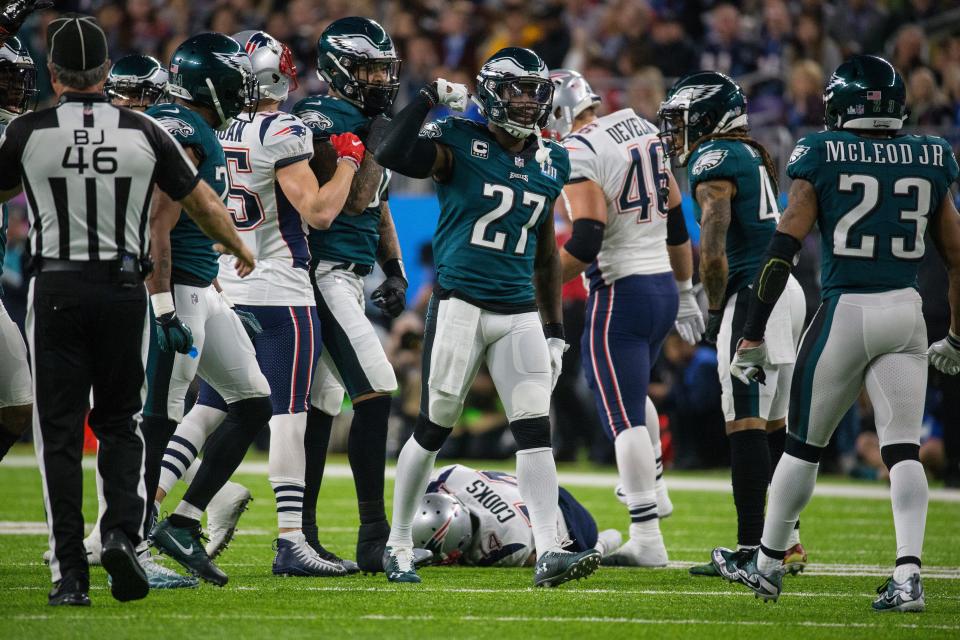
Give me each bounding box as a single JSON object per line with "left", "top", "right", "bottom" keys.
{"left": 546, "top": 69, "right": 600, "bottom": 139}
{"left": 412, "top": 493, "right": 473, "bottom": 564}
{"left": 233, "top": 30, "right": 298, "bottom": 103}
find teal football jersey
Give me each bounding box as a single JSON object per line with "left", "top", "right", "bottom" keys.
{"left": 787, "top": 130, "right": 959, "bottom": 297}
{"left": 293, "top": 95, "right": 390, "bottom": 268}
{"left": 688, "top": 138, "right": 781, "bottom": 300}
{"left": 145, "top": 104, "right": 228, "bottom": 285}
{"left": 424, "top": 117, "right": 570, "bottom": 307}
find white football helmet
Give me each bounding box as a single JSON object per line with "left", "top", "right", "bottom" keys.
{"left": 232, "top": 30, "right": 298, "bottom": 103}
{"left": 411, "top": 492, "right": 474, "bottom": 564}
{"left": 546, "top": 68, "right": 601, "bottom": 139}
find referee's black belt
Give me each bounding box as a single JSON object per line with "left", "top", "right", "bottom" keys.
{"left": 331, "top": 262, "right": 373, "bottom": 277}
{"left": 39, "top": 258, "right": 120, "bottom": 274}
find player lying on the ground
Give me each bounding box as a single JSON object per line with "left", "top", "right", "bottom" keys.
{"left": 412, "top": 464, "right": 622, "bottom": 567}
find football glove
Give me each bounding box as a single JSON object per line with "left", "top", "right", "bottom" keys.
{"left": 547, "top": 337, "right": 568, "bottom": 392}
{"left": 428, "top": 78, "right": 468, "bottom": 111}
{"left": 220, "top": 290, "right": 262, "bottom": 340}
{"left": 151, "top": 293, "right": 194, "bottom": 355}
{"left": 704, "top": 309, "right": 723, "bottom": 345}
{"left": 372, "top": 276, "right": 408, "bottom": 318}
{"left": 330, "top": 132, "right": 365, "bottom": 170}
{"left": 928, "top": 331, "right": 960, "bottom": 376}
{"left": 675, "top": 281, "right": 704, "bottom": 345}
{"left": 0, "top": 0, "right": 52, "bottom": 37}
{"left": 729, "top": 339, "right": 767, "bottom": 386}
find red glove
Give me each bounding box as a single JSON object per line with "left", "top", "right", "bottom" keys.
{"left": 329, "top": 132, "right": 365, "bottom": 171}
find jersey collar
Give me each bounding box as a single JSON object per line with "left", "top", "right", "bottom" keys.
{"left": 59, "top": 92, "right": 109, "bottom": 104}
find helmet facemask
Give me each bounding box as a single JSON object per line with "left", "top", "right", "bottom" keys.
{"left": 322, "top": 53, "right": 401, "bottom": 116}
{"left": 657, "top": 104, "right": 694, "bottom": 165}
{"left": 105, "top": 80, "right": 167, "bottom": 111}
{"left": 478, "top": 75, "right": 554, "bottom": 140}
{"left": 0, "top": 61, "right": 37, "bottom": 122}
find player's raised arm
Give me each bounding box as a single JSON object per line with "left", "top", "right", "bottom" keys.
{"left": 927, "top": 190, "right": 960, "bottom": 375}
{"left": 696, "top": 178, "right": 735, "bottom": 341}
{"left": 373, "top": 79, "right": 465, "bottom": 180}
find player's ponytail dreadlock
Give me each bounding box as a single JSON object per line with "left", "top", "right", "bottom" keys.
{"left": 689, "top": 129, "right": 780, "bottom": 194}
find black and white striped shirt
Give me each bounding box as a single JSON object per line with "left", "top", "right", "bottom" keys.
{"left": 0, "top": 92, "right": 199, "bottom": 262}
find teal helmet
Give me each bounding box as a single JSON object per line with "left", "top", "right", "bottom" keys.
{"left": 657, "top": 71, "right": 747, "bottom": 165}
{"left": 105, "top": 54, "right": 168, "bottom": 110}
{"left": 167, "top": 33, "right": 258, "bottom": 129}
{"left": 824, "top": 55, "right": 906, "bottom": 132}
{"left": 0, "top": 36, "right": 37, "bottom": 123}
{"left": 474, "top": 47, "right": 554, "bottom": 140}
{"left": 316, "top": 17, "right": 400, "bottom": 116}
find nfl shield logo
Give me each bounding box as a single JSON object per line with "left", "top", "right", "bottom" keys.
{"left": 191, "top": 293, "right": 199, "bottom": 305}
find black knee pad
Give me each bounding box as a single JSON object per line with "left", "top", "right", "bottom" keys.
{"left": 785, "top": 434, "right": 823, "bottom": 464}
{"left": 413, "top": 414, "right": 451, "bottom": 452}
{"left": 881, "top": 443, "right": 920, "bottom": 470}
{"left": 230, "top": 396, "right": 273, "bottom": 437}
{"left": 510, "top": 417, "right": 552, "bottom": 450}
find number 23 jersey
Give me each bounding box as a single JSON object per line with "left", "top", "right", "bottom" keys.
{"left": 422, "top": 117, "right": 570, "bottom": 309}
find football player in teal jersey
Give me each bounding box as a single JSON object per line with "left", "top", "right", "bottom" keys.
{"left": 658, "top": 71, "right": 807, "bottom": 577}
{"left": 292, "top": 17, "right": 415, "bottom": 574}
{"left": 0, "top": 35, "right": 35, "bottom": 461}
{"left": 105, "top": 54, "right": 168, "bottom": 111}
{"left": 374, "top": 47, "right": 602, "bottom": 587}
{"left": 719, "top": 55, "right": 960, "bottom": 611}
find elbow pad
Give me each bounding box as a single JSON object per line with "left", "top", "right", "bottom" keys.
{"left": 666, "top": 205, "right": 689, "bottom": 246}
{"left": 755, "top": 232, "right": 801, "bottom": 303}
{"left": 563, "top": 218, "right": 606, "bottom": 264}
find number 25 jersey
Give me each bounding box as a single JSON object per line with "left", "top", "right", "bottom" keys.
{"left": 216, "top": 110, "right": 315, "bottom": 306}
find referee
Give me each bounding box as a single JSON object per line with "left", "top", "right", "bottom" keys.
{"left": 0, "top": 14, "right": 255, "bottom": 606}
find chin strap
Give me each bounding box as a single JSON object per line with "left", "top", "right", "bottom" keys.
{"left": 534, "top": 128, "right": 551, "bottom": 164}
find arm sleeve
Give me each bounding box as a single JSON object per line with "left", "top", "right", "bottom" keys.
{"left": 142, "top": 116, "right": 200, "bottom": 201}
{"left": 373, "top": 92, "right": 442, "bottom": 178}
{"left": 264, "top": 114, "right": 314, "bottom": 169}
{"left": 0, "top": 117, "right": 27, "bottom": 190}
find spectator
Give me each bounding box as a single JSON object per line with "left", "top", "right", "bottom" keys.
{"left": 891, "top": 24, "right": 929, "bottom": 78}
{"left": 532, "top": 2, "right": 571, "bottom": 70}
{"left": 829, "top": 0, "right": 887, "bottom": 57}
{"left": 648, "top": 10, "right": 697, "bottom": 80}
{"left": 479, "top": 0, "right": 543, "bottom": 64}
{"left": 699, "top": 3, "right": 759, "bottom": 78}
{"left": 756, "top": 0, "right": 794, "bottom": 81}
{"left": 435, "top": 1, "right": 479, "bottom": 73}
{"left": 624, "top": 66, "right": 666, "bottom": 122}
{"left": 907, "top": 67, "right": 954, "bottom": 126}
{"left": 792, "top": 12, "right": 842, "bottom": 77}
{"left": 785, "top": 59, "right": 824, "bottom": 129}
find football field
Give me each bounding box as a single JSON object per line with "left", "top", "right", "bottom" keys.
{"left": 1, "top": 448, "right": 958, "bottom": 639}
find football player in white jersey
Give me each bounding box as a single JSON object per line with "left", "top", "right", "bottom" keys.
{"left": 546, "top": 69, "right": 703, "bottom": 566}
{"left": 153, "top": 30, "right": 366, "bottom": 579}
{"left": 413, "top": 464, "right": 622, "bottom": 567}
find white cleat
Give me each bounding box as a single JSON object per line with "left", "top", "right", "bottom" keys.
{"left": 594, "top": 529, "right": 623, "bottom": 559}
{"left": 614, "top": 483, "right": 673, "bottom": 519}
{"left": 43, "top": 530, "right": 103, "bottom": 565}
{"left": 205, "top": 481, "right": 252, "bottom": 559}
{"left": 601, "top": 536, "right": 669, "bottom": 568}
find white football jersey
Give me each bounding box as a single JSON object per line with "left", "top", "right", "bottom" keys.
{"left": 215, "top": 110, "right": 315, "bottom": 306}
{"left": 564, "top": 108, "right": 672, "bottom": 286}
{"left": 427, "top": 464, "right": 568, "bottom": 567}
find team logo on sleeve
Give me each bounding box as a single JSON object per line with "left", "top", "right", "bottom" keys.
{"left": 788, "top": 144, "right": 810, "bottom": 166}
{"left": 691, "top": 149, "right": 728, "bottom": 175}
{"left": 299, "top": 110, "right": 334, "bottom": 131}
{"left": 419, "top": 122, "right": 442, "bottom": 138}
{"left": 273, "top": 124, "right": 308, "bottom": 139}
{"left": 155, "top": 116, "right": 195, "bottom": 137}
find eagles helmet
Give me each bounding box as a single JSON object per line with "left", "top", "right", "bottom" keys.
{"left": 167, "top": 33, "right": 258, "bottom": 129}
{"left": 474, "top": 47, "right": 554, "bottom": 141}
{"left": 105, "top": 54, "right": 168, "bottom": 110}
{"left": 411, "top": 493, "right": 474, "bottom": 564}
{"left": 824, "top": 55, "right": 906, "bottom": 131}
{"left": 233, "top": 30, "right": 298, "bottom": 103}
{"left": 316, "top": 17, "right": 400, "bottom": 116}
{"left": 657, "top": 71, "right": 747, "bottom": 165}
{"left": 0, "top": 36, "right": 37, "bottom": 124}
{"left": 546, "top": 68, "right": 601, "bottom": 139}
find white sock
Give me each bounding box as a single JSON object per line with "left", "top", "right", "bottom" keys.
{"left": 894, "top": 562, "right": 921, "bottom": 583}
{"left": 387, "top": 436, "right": 440, "bottom": 548}
{"left": 173, "top": 501, "right": 203, "bottom": 521}
{"left": 787, "top": 523, "right": 801, "bottom": 547}
{"left": 516, "top": 447, "right": 561, "bottom": 557}
{"left": 615, "top": 426, "right": 659, "bottom": 539}
{"left": 181, "top": 458, "right": 201, "bottom": 485}
{"left": 644, "top": 397, "right": 665, "bottom": 484}
{"left": 158, "top": 406, "right": 226, "bottom": 495}
{"left": 278, "top": 530, "right": 304, "bottom": 544}
{"left": 759, "top": 453, "right": 818, "bottom": 573}
{"left": 268, "top": 413, "right": 308, "bottom": 529}
{"left": 889, "top": 459, "right": 927, "bottom": 573}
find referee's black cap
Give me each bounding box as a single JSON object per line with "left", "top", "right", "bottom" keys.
{"left": 47, "top": 13, "right": 108, "bottom": 71}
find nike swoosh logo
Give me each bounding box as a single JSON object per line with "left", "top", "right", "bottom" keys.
{"left": 167, "top": 535, "right": 194, "bottom": 556}
{"left": 352, "top": 140, "right": 362, "bottom": 146}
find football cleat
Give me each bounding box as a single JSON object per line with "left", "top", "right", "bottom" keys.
{"left": 100, "top": 529, "right": 149, "bottom": 602}
{"left": 615, "top": 483, "right": 673, "bottom": 519}
{"left": 712, "top": 546, "right": 783, "bottom": 602}
{"left": 204, "top": 481, "right": 252, "bottom": 559}
{"left": 273, "top": 536, "right": 348, "bottom": 578}
{"left": 138, "top": 550, "right": 199, "bottom": 589}
{"left": 48, "top": 572, "right": 91, "bottom": 607}
{"left": 383, "top": 546, "right": 421, "bottom": 584}
{"left": 357, "top": 520, "right": 433, "bottom": 573}
{"left": 601, "top": 536, "right": 668, "bottom": 568}
{"left": 43, "top": 530, "right": 102, "bottom": 566}
{"left": 689, "top": 556, "right": 722, "bottom": 577}
{"left": 152, "top": 518, "right": 228, "bottom": 586}
{"left": 594, "top": 529, "right": 623, "bottom": 558}
{"left": 307, "top": 539, "right": 360, "bottom": 575}
{"left": 534, "top": 548, "right": 602, "bottom": 587}
{"left": 783, "top": 543, "right": 808, "bottom": 575}
{"left": 872, "top": 574, "right": 925, "bottom": 612}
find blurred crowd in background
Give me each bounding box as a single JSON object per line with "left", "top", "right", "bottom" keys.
{"left": 3, "top": 0, "right": 959, "bottom": 484}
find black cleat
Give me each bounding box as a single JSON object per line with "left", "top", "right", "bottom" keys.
{"left": 48, "top": 571, "right": 91, "bottom": 606}
{"left": 534, "top": 549, "right": 602, "bottom": 587}
{"left": 100, "top": 529, "right": 149, "bottom": 602}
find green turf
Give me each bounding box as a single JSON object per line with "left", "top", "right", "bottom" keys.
{"left": 1, "top": 450, "right": 958, "bottom": 639}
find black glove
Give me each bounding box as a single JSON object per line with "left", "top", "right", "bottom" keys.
{"left": 0, "top": 0, "right": 52, "bottom": 36}
{"left": 234, "top": 308, "right": 263, "bottom": 340}
{"left": 155, "top": 311, "right": 194, "bottom": 354}
{"left": 704, "top": 309, "right": 723, "bottom": 345}
{"left": 372, "top": 276, "right": 407, "bottom": 318}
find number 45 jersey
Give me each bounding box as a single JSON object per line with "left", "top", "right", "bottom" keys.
{"left": 563, "top": 108, "right": 672, "bottom": 289}
{"left": 787, "top": 130, "right": 959, "bottom": 298}
{"left": 215, "top": 110, "right": 315, "bottom": 306}
{"left": 421, "top": 117, "right": 570, "bottom": 309}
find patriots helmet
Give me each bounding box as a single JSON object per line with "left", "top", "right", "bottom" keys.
{"left": 823, "top": 55, "right": 906, "bottom": 132}
{"left": 657, "top": 71, "right": 747, "bottom": 165}
{"left": 474, "top": 47, "right": 554, "bottom": 141}
{"left": 546, "top": 68, "right": 601, "bottom": 139}
{"left": 411, "top": 493, "right": 474, "bottom": 565}
{"left": 0, "top": 36, "right": 37, "bottom": 123}
{"left": 233, "top": 30, "right": 298, "bottom": 103}
{"left": 316, "top": 17, "right": 400, "bottom": 116}
{"left": 105, "top": 54, "right": 168, "bottom": 111}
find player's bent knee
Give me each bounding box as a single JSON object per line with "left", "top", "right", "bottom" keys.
{"left": 2, "top": 404, "right": 32, "bottom": 435}
{"left": 229, "top": 396, "right": 273, "bottom": 436}
{"left": 785, "top": 434, "right": 823, "bottom": 464}
{"left": 413, "top": 415, "right": 451, "bottom": 452}
{"left": 510, "top": 416, "right": 552, "bottom": 450}
{"left": 427, "top": 391, "right": 463, "bottom": 429}
{"left": 880, "top": 442, "right": 920, "bottom": 471}
{"left": 507, "top": 381, "right": 550, "bottom": 422}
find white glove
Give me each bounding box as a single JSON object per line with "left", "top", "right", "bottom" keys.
{"left": 928, "top": 332, "right": 960, "bottom": 376}
{"left": 729, "top": 339, "right": 768, "bottom": 385}
{"left": 435, "top": 78, "right": 468, "bottom": 111}
{"left": 547, "top": 337, "right": 568, "bottom": 392}
{"left": 675, "top": 280, "right": 705, "bottom": 345}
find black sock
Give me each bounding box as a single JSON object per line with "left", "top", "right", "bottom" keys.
{"left": 141, "top": 415, "right": 178, "bottom": 530}
{"left": 729, "top": 429, "right": 770, "bottom": 548}
{"left": 302, "top": 406, "right": 334, "bottom": 543}
{"left": 767, "top": 427, "right": 786, "bottom": 480}
{"left": 182, "top": 397, "right": 272, "bottom": 511}
{"left": 348, "top": 395, "right": 390, "bottom": 523}
{"left": 0, "top": 427, "right": 19, "bottom": 461}
{"left": 167, "top": 514, "right": 199, "bottom": 529}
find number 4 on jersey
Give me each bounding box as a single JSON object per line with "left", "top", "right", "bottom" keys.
{"left": 617, "top": 141, "right": 668, "bottom": 222}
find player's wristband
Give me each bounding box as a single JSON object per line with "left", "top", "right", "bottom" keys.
{"left": 543, "top": 322, "right": 565, "bottom": 340}
{"left": 948, "top": 331, "right": 960, "bottom": 349}
{"left": 381, "top": 258, "right": 407, "bottom": 283}
{"left": 150, "top": 292, "right": 175, "bottom": 316}
{"left": 337, "top": 156, "right": 360, "bottom": 172}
